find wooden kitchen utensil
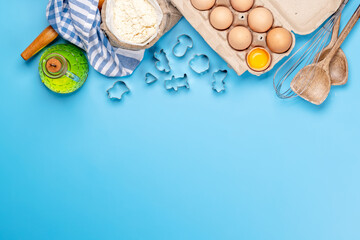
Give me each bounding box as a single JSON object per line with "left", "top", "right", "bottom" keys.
{"left": 21, "top": 0, "right": 105, "bottom": 61}
{"left": 291, "top": 4, "right": 360, "bottom": 105}
{"left": 315, "top": 15, "right": 349, "bottom": 86}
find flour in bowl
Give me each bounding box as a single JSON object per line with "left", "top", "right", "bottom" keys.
{"left": 106, "top": 0, "right": 161, "bottom": 44}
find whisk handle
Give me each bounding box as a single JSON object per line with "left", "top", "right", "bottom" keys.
{"left": 324, "top": 4, "right": 360, "bottom": 66}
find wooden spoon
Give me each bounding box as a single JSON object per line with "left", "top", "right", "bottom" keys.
{"left": 315, "top": 15, "right": 349, "bottom": 86}
{"left": 291, "top": 5, "right": 360, "bottom": 105}
{"left": 21, "top": 0, "right": 105, "bottom": 61}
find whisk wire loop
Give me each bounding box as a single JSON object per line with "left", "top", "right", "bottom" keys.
{"left": 273, "top": 0, "right": 348, "bottom": 99}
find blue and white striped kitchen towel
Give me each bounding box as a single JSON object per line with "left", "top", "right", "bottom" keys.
{"left": 46, "top": 0, "right": 145, "bottom": 77}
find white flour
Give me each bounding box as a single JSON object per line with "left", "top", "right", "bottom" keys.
{"left": 106, "top": 0, "right": 162, "bottom": 45}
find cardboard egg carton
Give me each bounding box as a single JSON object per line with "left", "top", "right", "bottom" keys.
{"left": 170, "top": 0, "right": 343, "bottom": 76}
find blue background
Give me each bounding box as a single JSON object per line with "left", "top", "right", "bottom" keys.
{"left": 1, "top": 0, "right": 360, "bottom": 239}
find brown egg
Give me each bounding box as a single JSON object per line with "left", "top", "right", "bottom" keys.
{"left": 228, "top": 26, "right": 253, "bottom": 51}
{"left": 191, "top": 0, "right": 216, "bottom": 11}
{"left": 210, "top": 7, "right": 234, "bottom": 30}
{"left": 230, "top": 0, "right": 254, "bottom": 12}
{"left": 248, "top": 7, "right": 274, "bottom": 33}
{"left": 266, "top": 27, "right": 293, "bottom": 53}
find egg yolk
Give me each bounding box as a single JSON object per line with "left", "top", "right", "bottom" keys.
{"left": 247, "top": 48, "right": 271, "bottom": 71}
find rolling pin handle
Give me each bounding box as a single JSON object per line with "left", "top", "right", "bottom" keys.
{"left": 21, "top": 0, "right": 104, "bottom": 61}
{"left": 21, "top": 26, "right": 59, "bottom": 61}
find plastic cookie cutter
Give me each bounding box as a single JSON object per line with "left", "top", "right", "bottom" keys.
{"left": 189, "top": 54, "right": 210, "bottom": 74}
{"left": 212, "top": 70, "right": 228, "bottom": 93}
{"left": 164, "top": 74, "right": 190, "bottom": 91}
{"left": 107, "top": 80, "right": 130, "bottom": 100}
{"left": 145, "top": 73, "right": 158, "bottom": 84}
{"left": 172, "top": 34, "right": 193, "bottom": 57}
{"left": 154, "top": 49, "right": 171, "bottom": 73}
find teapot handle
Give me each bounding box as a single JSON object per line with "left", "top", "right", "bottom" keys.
{"left": 65, "top": 71, "right": 80, "bottom": 82}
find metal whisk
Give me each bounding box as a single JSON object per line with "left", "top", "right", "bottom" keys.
{"left": 273, "top": 0, "right": 349, "bottom": 99}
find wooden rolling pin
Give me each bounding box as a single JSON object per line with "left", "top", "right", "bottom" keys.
{"left": 21, "top": 0, "right": 105, "bottom": 61}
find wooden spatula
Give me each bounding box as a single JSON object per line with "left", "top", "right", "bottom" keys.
{"left": 291, "top": 4, "right": 360, "bottom": 105}
{"left": 21, "top": 0, "right": 105, "bottom": 61}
